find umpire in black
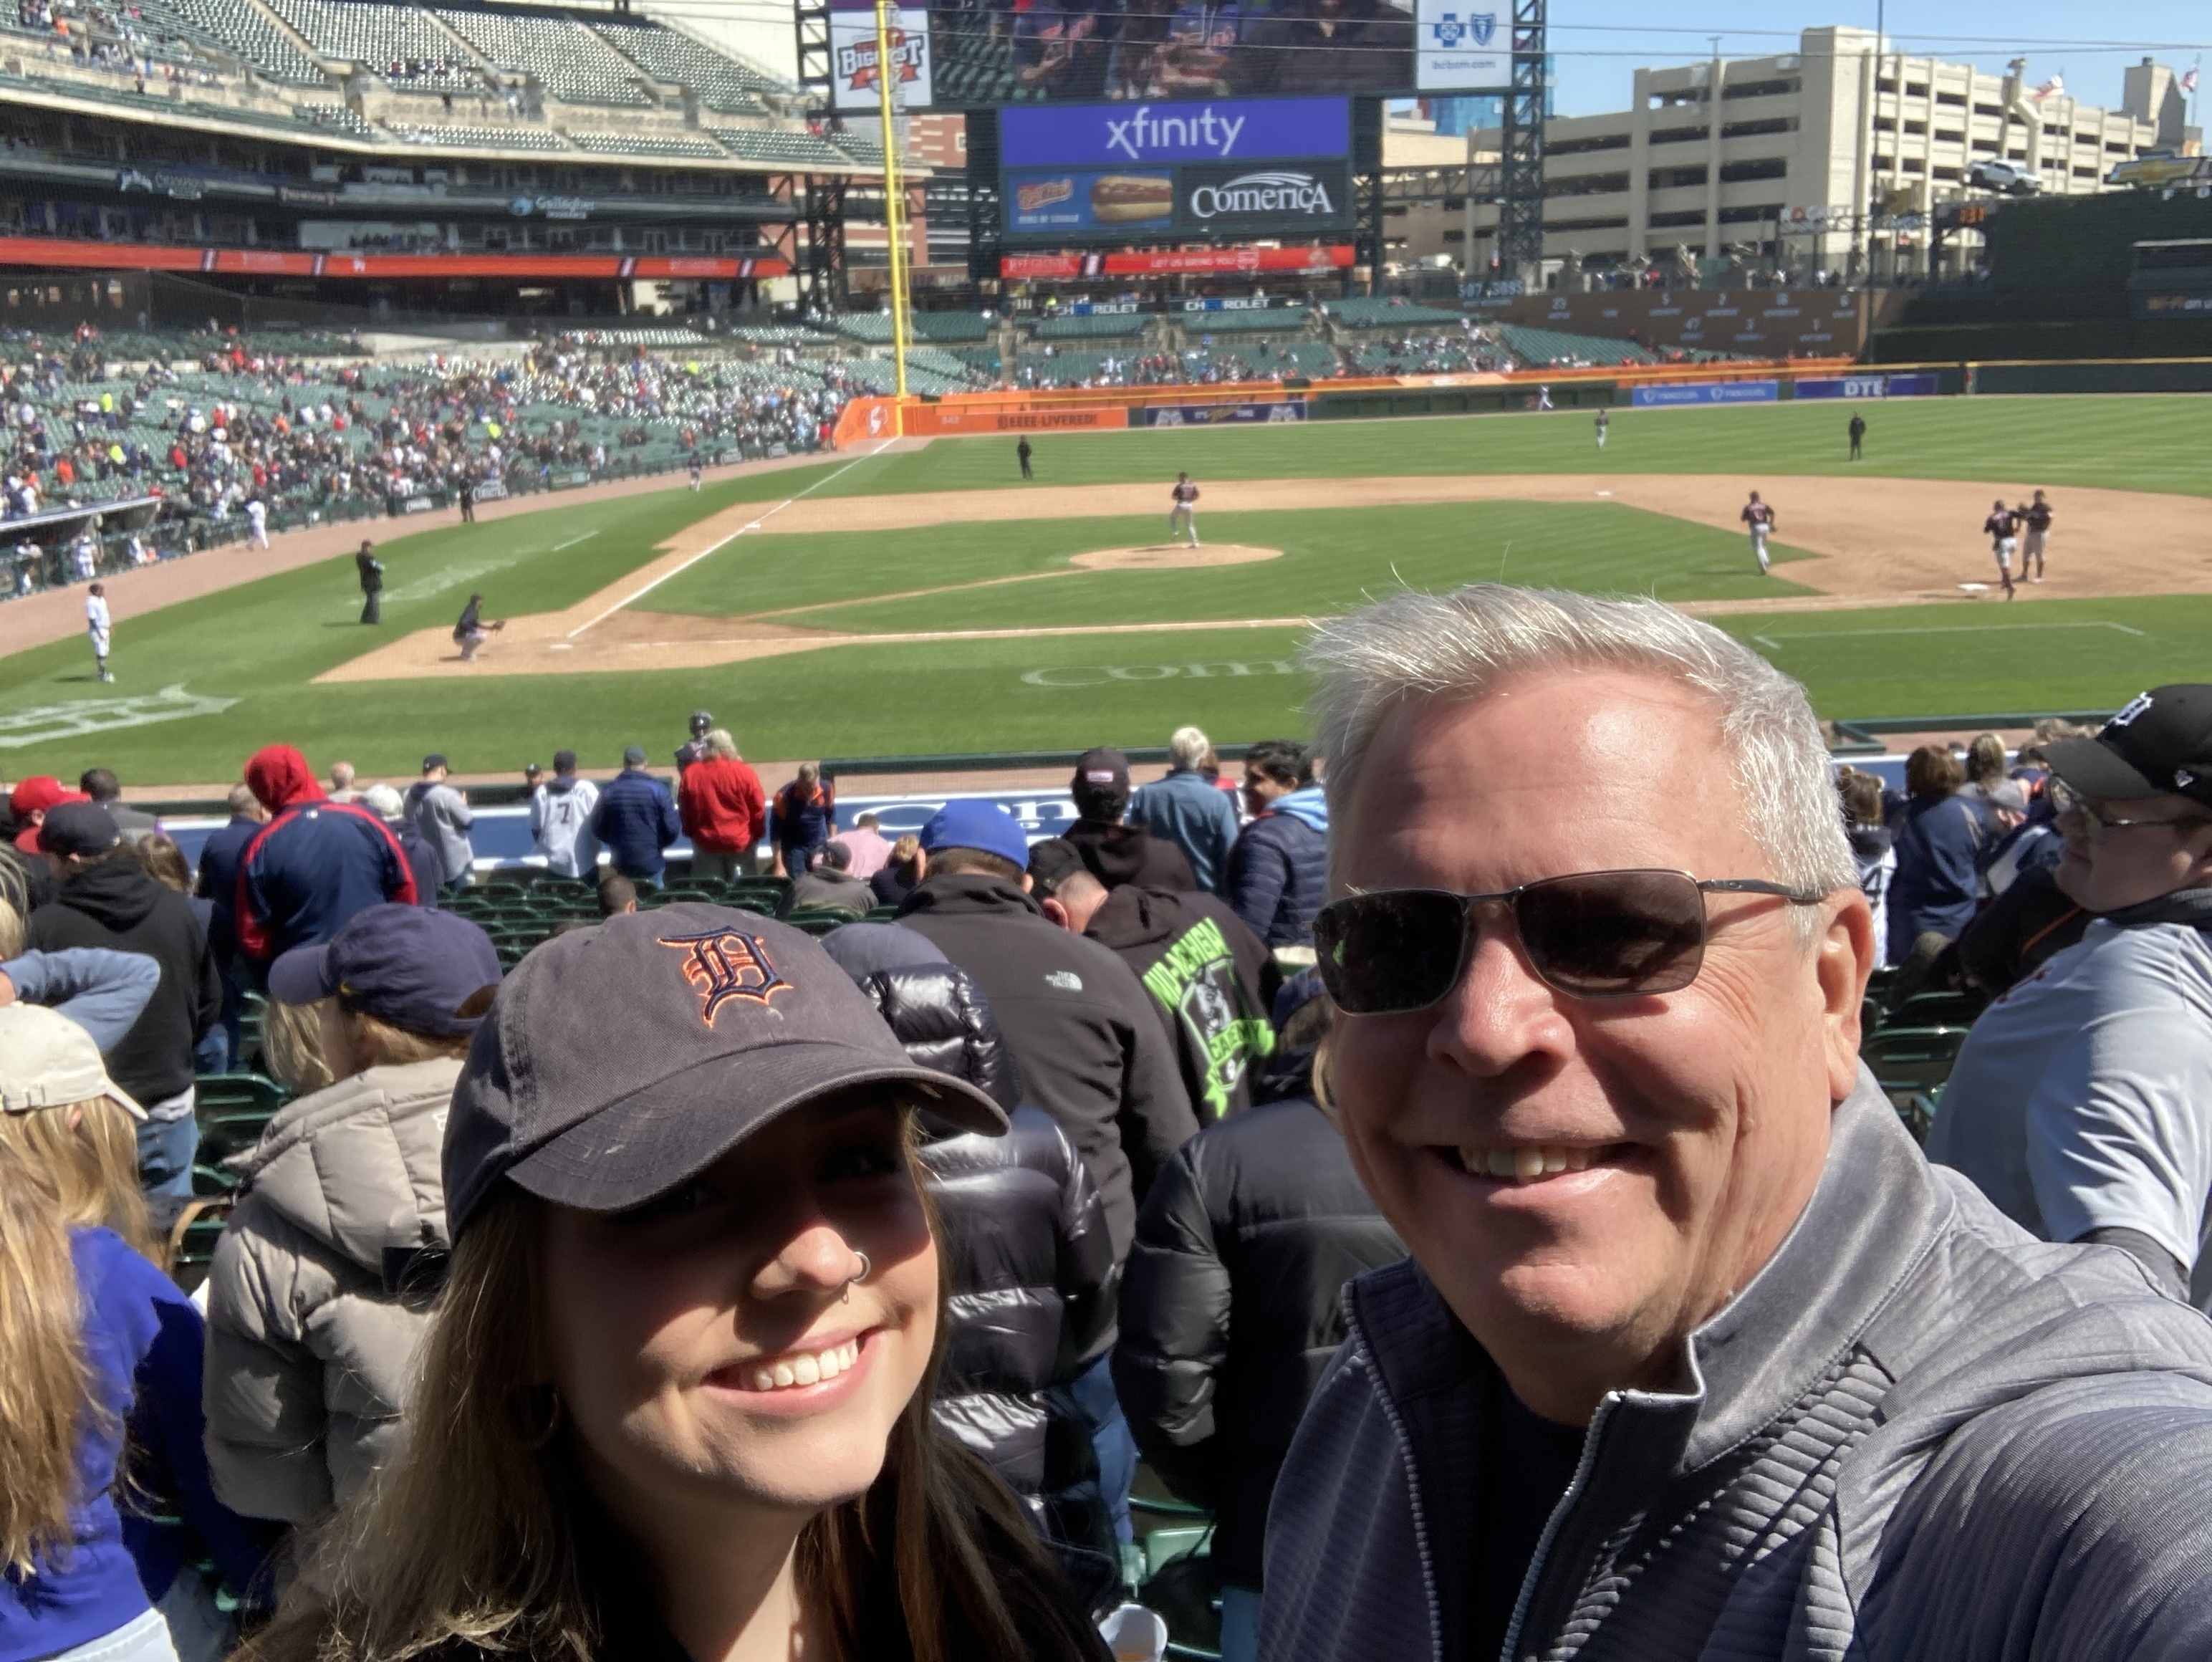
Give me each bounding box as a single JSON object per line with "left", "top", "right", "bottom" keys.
{"left": 357, "top": 539, "right": 384, "bottom": 624}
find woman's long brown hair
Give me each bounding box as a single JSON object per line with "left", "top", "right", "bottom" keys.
{"left": 0, "top": 1140, "right": 105, "bottom": 1577}
{"left": 246, "top": 1131, "right": 1105, "bottom": 1662}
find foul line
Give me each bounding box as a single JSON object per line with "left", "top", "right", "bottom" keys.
{"left": 553, "top": 529, "right": 600, "bottom": 551}
{"left": 566, "top": 438, "right": 899, "bottom": 639}
{"left": 1751, "top": 620, "right": 2146, "bottom": 650}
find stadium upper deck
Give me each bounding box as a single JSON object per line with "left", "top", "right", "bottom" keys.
{"left": 0, "top": 0, "right": 888, "bottom": 173}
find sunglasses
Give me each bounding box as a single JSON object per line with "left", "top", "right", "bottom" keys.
{"left": 2046, "top": 778, "right": 2211, "bottom": 839}
{"left": 1313, "top": 868, "right": 1826, "bottom": 1014}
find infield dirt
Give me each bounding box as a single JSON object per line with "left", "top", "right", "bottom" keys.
{"left": 314, "top": 471, "right": 2206, "bottom": 683}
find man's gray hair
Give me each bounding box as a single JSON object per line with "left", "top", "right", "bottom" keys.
{"left": 1168, "top": 725, "right": 1211, "bottom": 772}
{"left": 703, "top": 728, "right": 738, "bottom": 761}
{"left": 1304, "top": 585, "right": 1856, "bottom": 906}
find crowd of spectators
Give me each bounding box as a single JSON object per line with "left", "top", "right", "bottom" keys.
{"left": 6, "top": 618, "right": 2212, "bottom": 1660}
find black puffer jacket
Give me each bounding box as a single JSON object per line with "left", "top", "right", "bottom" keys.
{"left": 1112, "top": 1097, "right": 1405, "bottom": 1590}
{"left": 857, "top": 964, "right": 1120, "bottom": 1499}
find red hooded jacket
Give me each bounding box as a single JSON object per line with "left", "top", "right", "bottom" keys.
{"left": 234, "top": 744, "right": 418, "bottom": 961}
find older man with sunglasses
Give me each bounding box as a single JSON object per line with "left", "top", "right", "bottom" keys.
{"left": 1262, "top": 587, "right": 2212, "bottom": 1662}
{"left": 1928, "top": 686, "right": 2212, "bottom": 1312}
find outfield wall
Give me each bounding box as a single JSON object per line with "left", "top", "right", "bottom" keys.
{"left": 834, "top": 355, "right": 2212, "bottom": 443}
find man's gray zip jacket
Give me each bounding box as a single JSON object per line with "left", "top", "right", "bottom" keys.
{"left": 1261, "top": 1074, "right": 2212, "bottom": 1661}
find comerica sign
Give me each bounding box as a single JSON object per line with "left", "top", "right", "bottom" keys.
{"left": 1187, "top": 169, "right": 1341, "bottom": 222}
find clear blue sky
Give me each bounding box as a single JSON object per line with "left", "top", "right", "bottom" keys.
{"left": 1532, "top": 3, "right": 2208, "bottom": 117}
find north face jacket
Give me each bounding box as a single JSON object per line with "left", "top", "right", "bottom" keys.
{"left": 202, "top": 1058, "right": 460, "bottom": 1524}
{"left": 1261, "top": 1075, "right": 2212, "bottom": 1662}
{"left": 1084, "top": 885, "right": 1279, "bottom": 1120}
{"left": 895, "top": 873, "right": 1197, "bottom": 1259}
{"left": 27, "top": 856, "right": 221, "bottom": 1104}
{"left": 1114, "top": 1098, "right": 1403, "bottom": 1590}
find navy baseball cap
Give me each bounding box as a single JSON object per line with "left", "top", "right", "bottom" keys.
{"left": 1072, "top": 746, "right": 1130, "bottom": 793}
{"left": 269, "top": 904, "right": 501, "bottom": 1037}
{"left": 622, "top": 744, "right": 648, "bottom": 766}
{"left": 919, "top": 799, "right": 1029, "bottom": 868}
{"left": 422, "top": 754, "right": 448, "bottom": 772}
{"left": 39, "top": 800, "right": 122, "bottom": 859}
{"left": 442, "top": 905, "right": 1007, "bottom": 1237}
{"left": 2045, "top": 686, "right": 2212, "bottom": 811}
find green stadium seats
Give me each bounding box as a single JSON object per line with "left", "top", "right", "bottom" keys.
{"left": 166, "top": 1198, "right": 234, "bottom": 1296}
{"left": 1861, "top": 1026, "right": 1973, "bottom": 1144}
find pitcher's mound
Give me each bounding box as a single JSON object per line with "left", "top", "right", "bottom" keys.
{"left": 1069, "top": 543, "right": 1283, "bottom": 571}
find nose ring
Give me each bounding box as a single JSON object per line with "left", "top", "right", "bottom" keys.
{"left": 842, "top": 1249, "right": 870, "bottom": 1301}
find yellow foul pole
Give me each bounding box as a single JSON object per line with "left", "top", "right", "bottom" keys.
{"left": 872, "top": 0, "right": 910, "bottom": 410}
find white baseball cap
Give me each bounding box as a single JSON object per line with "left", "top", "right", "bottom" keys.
{"left": 0, "top": 1006, "right": 145, "bottom": 1120}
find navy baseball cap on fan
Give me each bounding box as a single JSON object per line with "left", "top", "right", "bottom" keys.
{"left": 918, "top": 799, "right": 1029, "bottom": 869}
{"left": 269, "top": 903, "right": 501, "bottom": 1037}
{"left": 622, "top": 744, "right": 648, "bottom": 767}
{"left": 39, "top": 800, "right": 122, "bottom": 859}
{"left": 441, "top": 905, "right": 1008, "bottom": 1237}
{"left": 422, "top": 754, "right": 448, "bottom": 773}
{"left": 2044, "top": 686, "right": 2212, "bottom": 810}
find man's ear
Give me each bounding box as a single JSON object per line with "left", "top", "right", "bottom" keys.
{"left": 1816, "top": 888, "right": 1877, "bottom": 1102}
{"left": 1039, "top": 895, "right": 1069, "bottom": 929}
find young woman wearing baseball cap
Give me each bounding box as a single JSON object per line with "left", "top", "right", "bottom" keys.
{"left": 246, "top": 906, "right": 1111, "bottom": 1662}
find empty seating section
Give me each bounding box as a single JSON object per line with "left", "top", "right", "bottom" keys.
{"left": 708, "top": 126, "right": 852, "bottom": 168}
{"left": 434, "top": 9, "right": 648, "bottom": 106}
{"left": 265, "top": 0, "right": 475, "bottom": 84}
{"left": 589, "top": 18, "right": 784, "bottom": 108}
{"left": 567, "top": 130, "right": 726, "bottom": 158}
{"left": 834, "top": 311, "right": 991, "bottom": 345}
{"left": 385, "top": 119, "right": 569, "bottom": 148}
{"left": 1324, "top": 296, "right": 1466, "bottom": 328}
{"left": 1178, "top": 307, "right": 1308, "bottom": 335}
{"left": 927, "top": 14, "right": 1014, "bottom": 105}
{"left": 1035, "top": 313, "right": 1145, "bottom": 340}
{"left": 143, "top": 0, "right": 330, "bottom": 84}
{"left": 1493, "top": 323, "right": 1660, "bottom": 365}
{"left": 292, "top": 100, "right": 377, "bottom": 135}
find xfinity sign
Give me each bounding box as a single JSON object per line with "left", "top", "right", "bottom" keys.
{"left": 999, "top": 97, "right": 1350, "bottom": 168}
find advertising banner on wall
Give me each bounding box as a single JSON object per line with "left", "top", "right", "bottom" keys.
{"left": 1793, "top": 373, "right": 1940, "bottom": 400}
{"left": 829, "top": 2, "right": 933, "bottom": 112}
{"left": 1630, "top": 380, "right": 1780, "bottom": 408}
{"left": 1000, "top": 97, "right": 1350, "bottom": 244}
{"left": 1001, "top": 244, "right": 1355, "bottom": 279}
{"left": 1138, "top": 401, "right": 1307, "bottom": 426}
{"left": 1414, "top": 1, "right": 1508, "bottom": 92}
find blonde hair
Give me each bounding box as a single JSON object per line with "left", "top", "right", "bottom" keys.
{"left": 0, "top": 1097, "right": 157, "bottom": 1265}
{"left": 249, "top": 1133, "right": 1101, "bottom": 1662}
{"left": 0, "top": 1140, "right": 102, "bottom": 1577}
{"left": 0, "top": 897, "right": 21, "bottom": 962}
{"left": 1168, "top": 726, "right": 1211, "bottom": 772}
{"left": 341, "top": 1006, "right": 472, "bottom": 1070}
{"left": 263, "top": 998, "right": 335, "bottom": 1096}
{"left": 703, "top": 729, "right": 738, "bottom": 761}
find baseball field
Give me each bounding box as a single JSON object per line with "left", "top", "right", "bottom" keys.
{"left": 0, "top": 393, "right": 2205, "bottom": 784}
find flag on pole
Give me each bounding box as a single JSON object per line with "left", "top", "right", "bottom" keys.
{"left": 2030, "top": 75, "right": 2064, "bottom": 102}
{"left": 2181, "top": 67, "right": 2199, "bottom": 94}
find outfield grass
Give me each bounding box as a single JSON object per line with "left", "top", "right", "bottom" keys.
{"left": 832, "top": 395, "right": 2212, "bottom": 499}
{"left": 652, "top": 503, "right": 1817, "bottom": 630}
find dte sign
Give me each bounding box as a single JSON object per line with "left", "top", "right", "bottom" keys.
{"left": 1022, "top": 660, "right": 1297, "bottom": 688}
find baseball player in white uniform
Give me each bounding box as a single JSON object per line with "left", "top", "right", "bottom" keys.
{"left": 246, "top": 497, "right": 269, "bottom": 549}
{"left": 1168, "top": 472, "right": 1200, "bottom": 548}
{"left": 85, "top": 582, "right": 112, "bottom": 681}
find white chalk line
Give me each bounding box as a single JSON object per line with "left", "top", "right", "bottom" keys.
{"left": 553, "top": 529, "right": 600, "bottom": 551}
{"left": 566, "top": 439, "right": 900, "bottom": 640}
{"left": 1751, "top": 619, "right": 2146, "bottom": 650}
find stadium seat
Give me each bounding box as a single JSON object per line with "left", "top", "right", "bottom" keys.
{"left": 1860, "top": 1026, "right": 1973, "bottom": 1144}
{"left": 166, "top": 1198, "right": 234, "bottom": 1295}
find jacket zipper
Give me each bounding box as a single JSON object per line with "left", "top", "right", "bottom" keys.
{"left": 1347, "top": 1302, "right": 1447, "bottom": 1662}
{"left": 1497, "top": 1392, "right": 1619, "bottom": 1662}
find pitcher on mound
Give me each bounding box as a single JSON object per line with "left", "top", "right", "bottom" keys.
{"left": 1168, "top": 472, "right": 1200, "bottom": 548}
